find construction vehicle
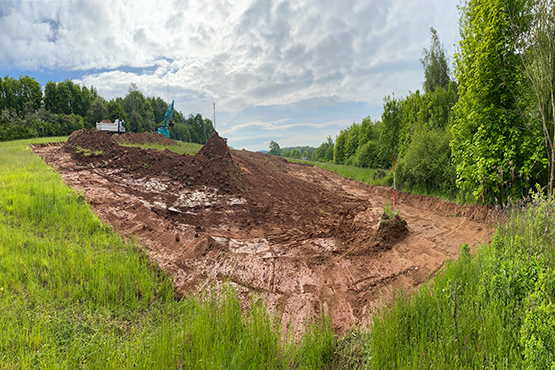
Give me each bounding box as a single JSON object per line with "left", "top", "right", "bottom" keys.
{"left": 157, "top": 100, "right": 174, "bottom": 138}
{"left": 96, "top": 119, "right": 125, "bottom": 134}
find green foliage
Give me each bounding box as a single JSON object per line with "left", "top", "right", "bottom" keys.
{"left": 420, "top": 26, "right": 451, "bottom": 94}
{"left": 334, "top": 129, "right": 348, "bottom": 164}
{"left": 366, "top": 194, "right": 555, "bottom": 368}
{"left": 348, "top": 140, "right": 380, "bottom": 168}
{"left": 378, "top": 95, "right": 404, "bottom": 168}
{"left": 397, "top": 127, "right": 457, "bottom": 194}
{"left": 269, "top": 140, "right": 281, "bottom": 156}
{"left": 313, "top": 136, "right": 334, "bottom": 162}
{"left": 452, "top": 0, "right": 543, "bottom": 202}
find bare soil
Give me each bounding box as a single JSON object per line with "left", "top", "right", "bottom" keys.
{"left": 33, "top": 131, "right": 494, "bottom": 335}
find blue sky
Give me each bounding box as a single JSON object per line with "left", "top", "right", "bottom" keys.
{"left": 0, "top": 0, "right": 460, "bottom": 151}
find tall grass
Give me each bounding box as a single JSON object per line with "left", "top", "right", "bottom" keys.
{"left": 0, "top": 137, "right": 334, "bottom": 369}
{"left": 334, "top": 194, "right": 555, "bottom": 369}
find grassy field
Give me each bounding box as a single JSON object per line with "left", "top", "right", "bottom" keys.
{"left": 120, "top": 141, "right": 203, "bottom": 155}
{"left": 286, "top": 159, "right": 474, "bottom": 204}
{"left": 0, "top": 137, "right": 335, "bottom": 369}
{"left": 287, "top": 159, "right": 391, "bottom": 187}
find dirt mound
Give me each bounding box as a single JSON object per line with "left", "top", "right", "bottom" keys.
{"left": 197, "top": 132, "right": 231, "bottom": 160}
{"left": 114, "top": 132, "right": 178, "bottom": 146}
{"left": 64, "top": 129, "right": 244, "bottom": 194}
{"left": 66, "top": 129, "right": 123, "bottom": 156}
{"left": 373, "top": 214, "right": 409, "bottom": 249}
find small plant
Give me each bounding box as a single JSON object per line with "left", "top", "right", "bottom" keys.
{"left": 383, "top": 201, "right": 395, "bottom": 219}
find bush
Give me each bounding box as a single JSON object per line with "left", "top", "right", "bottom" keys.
{"left": 351, "top": 140, "right": 380, "bottom": 168}
{"left": 397, "top": 127, "right": 456, "bottom": 193}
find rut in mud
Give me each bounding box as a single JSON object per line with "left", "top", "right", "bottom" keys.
{"left": 33, "top": 130, "right": 494, "bottom": 335}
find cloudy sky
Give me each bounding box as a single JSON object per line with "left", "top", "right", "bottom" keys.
{"left": 0, "top": 0, "right": 460, "bottom": 150}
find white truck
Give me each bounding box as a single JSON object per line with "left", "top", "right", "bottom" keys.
{"left": 96, "top": 119, "right": 125, "bottom": 134}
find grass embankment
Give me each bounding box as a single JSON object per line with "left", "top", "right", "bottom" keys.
{"left": 0, "top": 137, "right": 334, "bottom": 369}
{"left": 333, "top": 196, "right": 555, "bottom": 369}
{"left": 287, "top": 159, "right": 390, "bottom": 187}
{"left": 287, "top": 159, "right": 473, "bottom": 204}
{"left": 120, "top": 141, "right": 203, "bottom": 155}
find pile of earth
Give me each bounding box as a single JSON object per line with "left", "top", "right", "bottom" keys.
{"left": 114, "top": 132, "right": 178, "bottom": 146}
{"left": 65, "top": 129, "right": 244, "bottom": 194}
{"left": 66, "top": 129, "right": 123, "bottom": 157}
{"left": 348, "top": 213, "right": 409, "bottom": 256}
{"left": 64, "top": 129, "right": 374, "bottom": 248}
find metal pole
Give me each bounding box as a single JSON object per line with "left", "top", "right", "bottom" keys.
{"left": 393, "top": 154, "right": 397, "bottom": 212}
{"left": 213, "top": 102, "right": 216, "bottom": 131}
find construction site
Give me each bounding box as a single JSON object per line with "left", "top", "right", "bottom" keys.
{"left": 32, "top": 130, "right": 493, "bottom": 335}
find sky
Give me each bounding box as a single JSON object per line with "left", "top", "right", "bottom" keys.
{"left": 0, "top": 0, "right": 461, "bottom": 151}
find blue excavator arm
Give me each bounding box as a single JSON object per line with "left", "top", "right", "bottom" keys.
{"left": 164, "top": 100, "right": 174, "bottom": 127}
{"left": 158, "top": 100, "right": 174, "bottom": 138}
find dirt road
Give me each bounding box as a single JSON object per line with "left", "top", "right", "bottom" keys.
{"left": 33, "top": 131, "right": 493, "bottom": 335}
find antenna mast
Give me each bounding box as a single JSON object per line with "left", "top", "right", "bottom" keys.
{"left": 213, "top": 102, "right": 216, "bottom": 131}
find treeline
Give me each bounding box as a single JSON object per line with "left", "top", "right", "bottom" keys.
{"left": 271, "top": 0, "right": 555, "bottom": 203}
{"left": 0, "top": 78, "right": 214, "bottom": 144}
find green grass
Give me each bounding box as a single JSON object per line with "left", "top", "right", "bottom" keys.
{"left": 119, "top": 141, "right": 203, "bottom": 155}
{"left": 287, "top": 159, "right": 476, "bottom": 204}
{"left": 332, "top": 194, "right": 555, "bottom": 369}
{"left": 0, "top": 137, "right": 335, "bottom": 369}
{"left": 287, "top": 159, "right": 391, "bottom": 186}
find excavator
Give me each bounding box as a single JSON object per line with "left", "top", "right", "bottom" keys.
{"left": 157, "top": 100, "right": 174, "bottom": 138}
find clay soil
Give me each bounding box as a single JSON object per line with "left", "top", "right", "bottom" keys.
{"left": 33, "top": 130, "right": 494, "bottom": 335}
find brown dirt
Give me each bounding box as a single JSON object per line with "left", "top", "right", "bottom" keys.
{"left": 32, "top": 134, "right": 495, "bottom": 336}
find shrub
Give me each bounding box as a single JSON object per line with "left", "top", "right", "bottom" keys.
{"left": 397, "top": 127, "right": 456, "bottom": 193}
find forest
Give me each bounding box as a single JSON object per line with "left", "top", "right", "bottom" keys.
{"left": 0, "top": 79, "right": 214, "bottom": 144}
{"left": 273, "top": 0, "right": 555, "bottom": 204}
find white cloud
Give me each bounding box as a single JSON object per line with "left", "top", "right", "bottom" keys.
{"left": 1, "top": 0, "right": 460, "bottom": 149}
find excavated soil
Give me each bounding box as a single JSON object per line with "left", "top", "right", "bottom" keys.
{"left": 33, "top": 131, "right": 495, "bottom": 335}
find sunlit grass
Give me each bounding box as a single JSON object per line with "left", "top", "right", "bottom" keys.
{"left": 119, "top": 141, "right": 203, "bottom": 155}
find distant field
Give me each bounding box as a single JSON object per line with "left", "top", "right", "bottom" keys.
{"left": 120, "top": 141, "right": 203, "bottom": 155}
{"left": 0, "top": 137, "right": 333, "bottom": 369}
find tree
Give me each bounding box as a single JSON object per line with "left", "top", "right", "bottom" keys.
{"left": 334, "top": 130, "right": 348, "bottom": 164}
{"left": 123, "top": 85, "right": 155, "bottom": 132}
{"left": 107, "top": 98, "right": 127, "bottom": 123}
{"left": 378, "top": 95, "right": 404, "bottom": 168}
{"left": 420, "top": 27, "right": 451, "bottom": 93}
{"left": 269, "top": 140, "right": 281, "bottom": 156}
{"left": 43, "top": 81, "right": 57, "bottom": 113}
{"left": 87, "top": 96, "right": 108, "bottom": 129}
{"left": 451, "top": 0, "right": 542, "bottom": 201}
{"left": 147, "top": 96, "right": 168, "bottom": 124}
{"left": 508, "top": 0, "right": 555, "bottom": 195}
